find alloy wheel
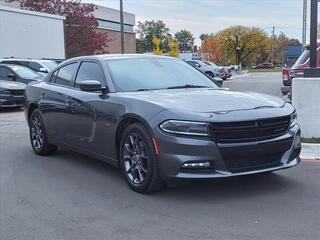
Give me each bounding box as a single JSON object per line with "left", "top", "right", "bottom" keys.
{"left": 30, "top": 114, "right": 44, "bottom": 151}
{"left": 123, "top": 133, "right": 148, "bottom": 185}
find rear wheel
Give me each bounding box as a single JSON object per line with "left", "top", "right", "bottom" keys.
{"left": 29, "top": 109, "right": 57, "bottom": 155}
{"left": 119, "top": 123, "right": 165, "bottom": 193}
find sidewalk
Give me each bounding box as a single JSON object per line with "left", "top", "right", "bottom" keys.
{"left": 301, "top": 143, "right": 320, "bottom": 160}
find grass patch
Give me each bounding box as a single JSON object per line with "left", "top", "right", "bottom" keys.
{"left": 301, "top": 138, "right": 320, "bottom": 144}
{"left": 246, "top": 68, "right": 282, "bottom": 73}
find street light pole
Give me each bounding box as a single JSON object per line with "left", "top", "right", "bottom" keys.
{"left": 120, "top": 0, "right": 124, "bottom": 54}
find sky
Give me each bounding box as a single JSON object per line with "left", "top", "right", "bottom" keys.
{"left": 86, "top": 0, "right": 318, "bottom": 46}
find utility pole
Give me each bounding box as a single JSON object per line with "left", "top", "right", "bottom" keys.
{"left": 271, "top": 26, "right": 275, "bottom": 63}
{"left": 120, "top": 0, "right": 124, "bottom": 54}
{"left": 302, "top": 0, "right": 307, "bottom": 47}
{"left": 304, "top": 0, "right": 319, "bottom": 77}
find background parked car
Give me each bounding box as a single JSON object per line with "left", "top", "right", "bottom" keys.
{"left": 252, "top": 62, "right": 274, "bottom": 69}
{"left": 0, "top": 59, "right": 58, "bottom": 76}
{"left": 0, "top": 79, "right": 25, "bottom": 108}
{"left": 204, "top": 61, "right": 232, "bottom": 79}
{"left": 185, "top": 60, "right": 224, "bottom": 79}
{"left": 0, "top": 64, "right": 43, "bottom": 84}
{"left": 282, "top": 43, "right": 320, "bottom": 86}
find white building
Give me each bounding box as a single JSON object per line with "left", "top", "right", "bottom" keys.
{"left": 0, "top": 5, "right": 66, "bottom": 59}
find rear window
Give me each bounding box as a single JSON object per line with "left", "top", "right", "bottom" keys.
{"left": 294, "top": 47, "right": 310, "bottom": 66}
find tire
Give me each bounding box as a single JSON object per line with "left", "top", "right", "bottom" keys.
{"left": 119, "top": 123, "right": 165, "bottom": 193}
{"left": 205, "top": 71, "right": 214, "bottom": 79}
{"left": 29, "top": 109, "right": 57, "bottom": 155}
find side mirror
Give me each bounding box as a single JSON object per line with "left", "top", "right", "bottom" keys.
{"left": 7, "top": 73, "right": 16, "bottom": 80}
{"left": 39, "top": 67, "right": 48, "bottom": 73}
{"left": 79, "top": 80, "right": 107, "bottom": 93}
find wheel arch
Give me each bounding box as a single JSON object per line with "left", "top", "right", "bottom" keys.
{"left": 27, "top": 103, "right": 38, "bottom": 124}
{"left": 115, "top": 114, "right": 154, "bottom": 160}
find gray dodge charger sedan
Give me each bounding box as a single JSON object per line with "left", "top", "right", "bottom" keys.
{"left": 24, "top": 54, "right": 301, "bottom": 193}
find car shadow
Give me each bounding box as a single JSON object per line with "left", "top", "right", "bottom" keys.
{"left": 43, "top": 148, "right": 301, "bottom": 202}
{"left": 0, "top": 107, "right": 23, "bottom": 113}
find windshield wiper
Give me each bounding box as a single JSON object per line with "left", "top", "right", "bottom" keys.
{"left": 166, "top": 84, "right": 209, "bottom": 89}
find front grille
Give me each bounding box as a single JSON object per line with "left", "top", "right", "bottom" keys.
{"left": 218, "top": 138, "right": 293, "bottom": 172}
{"left": 211, "top": 116, "right": 290, "bottom": 143}
{"left": 10, "top": 89, "right": 25, "bottom": 96}
{"left": 224, "top": 153, "right": 282, "bottom": 172}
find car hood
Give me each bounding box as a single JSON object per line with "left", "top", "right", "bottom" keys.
{"left": 118, "top": 88, "right": 285, "bottom": 113}
{"left": 0, "top": 80, "right": 26, "bottom": 90}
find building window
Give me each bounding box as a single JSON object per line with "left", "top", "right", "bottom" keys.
{"left": 97, "top": 19, "right": 134, "bottom": 33}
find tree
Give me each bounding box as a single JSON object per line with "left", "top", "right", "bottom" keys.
{"left": 152, "top": 37, "right": 162, "bottom": 55}
{"left": 199, "top": 33, "right": 214, "bottom": 42}
{"left": 167, "top": 37, "right": 179, "bottom": 58}
{"left": 216, "top": 26, "right": 269, "bottom": 65}
{"left": 174, "top": 30, "right": 194, "bottom": 52}
{"left": 7, "top": 0, "right": 109, "bottom": 58}
{"left": 136, "top": 20, "right": 170, "bottom": 52}
{"left": 273, "top": 33, "right": 301, "bottom": 64}
{"left": 199, "top": 36, "right": 221, "bottom": 63}
{"left": 136, "top": 38, "right": 147, "bottom": 53}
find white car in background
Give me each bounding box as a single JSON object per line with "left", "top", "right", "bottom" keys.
{"left": 185, "top": 59, "right": 226, "bottom": 79}
{"left": 0, "top": 59, "right": 58, "bottom": 76}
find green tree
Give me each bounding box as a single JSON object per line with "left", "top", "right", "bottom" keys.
{"left": 174, "top": 29, "right": 194, "bottom": 52}
{"left": 199, "top": 33, "right": 214, "bottom": 42}
{"left": 136, "top": 38, "right": 147, "bottom": 53}
{"left": 136, "top": 20, "right": 170, "bottom": 52}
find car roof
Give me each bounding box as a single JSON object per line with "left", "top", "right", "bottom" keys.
{"left": 62, "top": 54, "right": 176, "bottom": 64}
{"left": 0, "top": 63, "right": 34, "bottom": 69}
{"left": 1, "top": 59, "right": 54, "bottom": 62}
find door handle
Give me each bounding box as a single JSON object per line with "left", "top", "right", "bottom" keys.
{"left": 40, "top": 92, "right": 45, "bottom": 98}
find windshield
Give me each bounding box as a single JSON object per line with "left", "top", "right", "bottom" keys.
{"left": 106, "top": 58, "right": 217, "bottom": 92}
{"left": 40, "top": 61, "right": 58, "bottom": 70}
{"left": 8, "top": 65, "right": 40, "bottom": 79}
{"left": 294, "top": 47, "right": 310, "bottom": 66}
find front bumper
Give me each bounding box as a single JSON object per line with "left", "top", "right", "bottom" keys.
{"left": 154, "top": 124, "right": 301, "bottom": 180}
{"left": 0, "top": 93, "right": 24, "bottom": 108}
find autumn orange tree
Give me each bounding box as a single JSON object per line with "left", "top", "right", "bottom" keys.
{"left": 199, "top": 36, "right": 221, "bottom": 63}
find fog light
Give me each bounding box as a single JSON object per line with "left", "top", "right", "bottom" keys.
{"left": 182, "top": 162, "right": 211, "bottom": 169}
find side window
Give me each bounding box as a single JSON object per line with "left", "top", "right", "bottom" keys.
{"left": 50, "top": 69, "right": 59, "bottom": 82}
{"left": 75, "top": 61, "right": 105, "bottom": 88}
{"left": 0, "top": 67, "right": 12, "bottom": 80}
{"left": 55, "top": 63, "right": 77, "bottom": 86}
{"left": 27, "top": 62, "right": 42, "bottom": 72}
{"left": 187, "top": 61, "right": 200, "bottom": 68}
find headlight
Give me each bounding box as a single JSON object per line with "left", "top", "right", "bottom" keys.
{"left": 290, "top": 112, "right": 297, "bottom": 128}
{"left": 159, "top": 120, "right": 211, "bottom": 136}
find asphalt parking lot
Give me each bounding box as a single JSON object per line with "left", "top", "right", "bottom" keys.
{"left": 224, "top": 72, "right": 283, "bottom": 97}
{"left": 1, "top": 73, "right": 320, "bottom": 240}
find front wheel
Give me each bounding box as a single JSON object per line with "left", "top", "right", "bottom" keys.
{"left": 29, "top": 109, "right": 57, "bottom": 155}
{"left": 119, "top": 123, "right": 165, "bottom": 193}
{"left": 205, "top": 71, "right": 215, "bottom": 79}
